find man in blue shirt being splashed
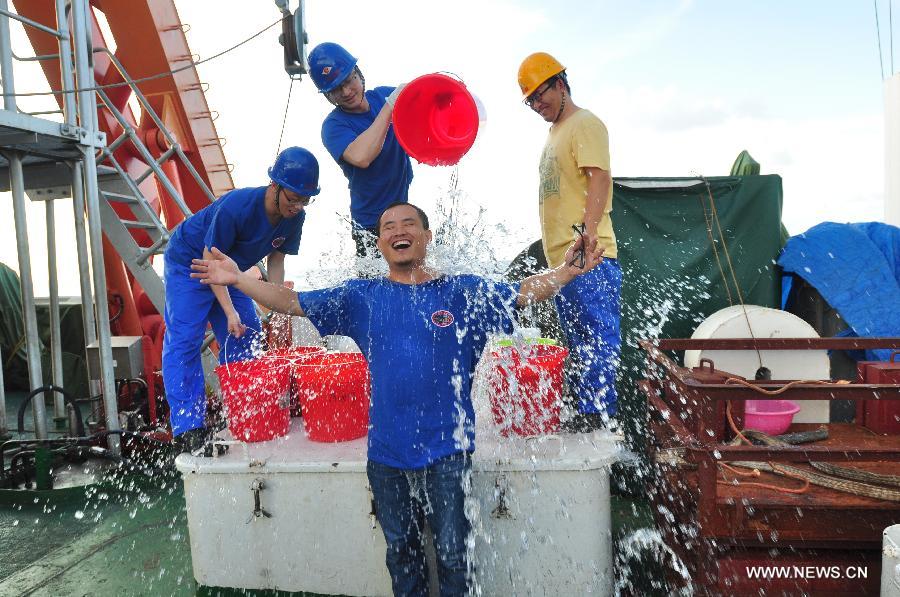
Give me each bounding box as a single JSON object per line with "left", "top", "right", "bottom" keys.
{"left": 190, "top": 202, "right": 603, "bottom": 596}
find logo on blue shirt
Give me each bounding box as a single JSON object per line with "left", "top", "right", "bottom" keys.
{"left": 431, "top": 309, "right": 454, "bottom": 328}
{"left": 272, "top": 236, "right": 285, "bottom": 248}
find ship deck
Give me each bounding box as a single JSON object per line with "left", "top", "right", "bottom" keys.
{"left": 0, "top": 391, "right": 657, "bottom": 596}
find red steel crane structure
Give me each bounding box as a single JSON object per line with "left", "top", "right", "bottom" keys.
{"left": 2, "top": 0, "right": 235, "bottom": 445}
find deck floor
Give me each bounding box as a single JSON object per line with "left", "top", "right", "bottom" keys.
{"left": 0, "top": 392, "right": 660, "bottom": 595}
{"left": 0, "top": 480, "right": 655, "bottom": 596}
{"left": 0, "top": 477, "right": 193, "bottom": 595}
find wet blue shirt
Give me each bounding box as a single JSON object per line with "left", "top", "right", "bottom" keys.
{"left": 299, "top": 275, "right": 518, "bottom": 469}
{"left": 166, "top": 186, "right": 304, "bottom": 270}
{"left": 321, "top": 86, "right": 413, "bottom": 229}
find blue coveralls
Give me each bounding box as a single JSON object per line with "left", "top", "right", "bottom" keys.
{"left": 161, "top": 186, "right": 304, "bottom": 436}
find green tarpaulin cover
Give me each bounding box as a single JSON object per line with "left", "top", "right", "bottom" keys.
{"left": 0, "top": 262, "right": 29, "bottom": 389}
{"left": 613, "top": 175, "right": 784, "bottom": 456}
{"left": 506, "top": 174, "right": 785, "bottom": 461}
{"left": 730, "top": 150, "right": 761, "bottom": 176}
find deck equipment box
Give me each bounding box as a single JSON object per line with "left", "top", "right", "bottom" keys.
{"left": 176, "top": 421, "right": 620, "bottom": 596}
{"left": 856, "top": 352, "right": 900, "bottom": 434}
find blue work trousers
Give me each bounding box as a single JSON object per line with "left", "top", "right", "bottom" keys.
{"left": 367, "top": 452, "right": 472, "bottom": 597}
{"left": 161, "top": 257, "right": 260, "bottom": 436}
{"left": 554, "top": 258, "right": 622, "bottom": 415}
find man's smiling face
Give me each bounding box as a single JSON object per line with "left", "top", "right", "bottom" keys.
{"left": 376, "top": 204, "right": 431, "bottom": 268}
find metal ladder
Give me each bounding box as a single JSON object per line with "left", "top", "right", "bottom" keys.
{"left": 2, "top": 0, "right": 237, "bottom": 448}
{"left": 90, "top": 48, "right": 216, "bottom": 315}
{"left": 91, "top": 51, "right": 274, "bottom": 395}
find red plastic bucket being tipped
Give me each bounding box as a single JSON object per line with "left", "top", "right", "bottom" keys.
{"left": 392, "top": 73, "right": 480, "bottom": 166}
{"left": 489, "top": 344, "right": 569, "bottom": 437}
{"left": 293, "top": 352, "right": 370, "bottom": 442}
{"left": 216, "top": 357, "right": 291, "bottom": 442}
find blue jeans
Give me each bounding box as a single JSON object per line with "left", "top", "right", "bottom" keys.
{"left": 367, "top": 453, "right": 472, "bottom": 597}
{"left": 554, "top": 258, "right": 622, "bottom": 415}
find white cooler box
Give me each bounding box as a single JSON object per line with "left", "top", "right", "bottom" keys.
{"left": 176, "top": 420, "right": 620, "bottom": 595}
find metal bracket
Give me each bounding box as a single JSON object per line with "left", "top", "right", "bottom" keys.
{"left": 366, "top": 485, "right": 378, "bottom": 529}
{"left": 491, "top": 474, "right": 513, "bottom": 519}
{"left": 248, "top": 478, "right": 272, "bottom": 523}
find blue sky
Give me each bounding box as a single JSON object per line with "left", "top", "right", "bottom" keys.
{"left": 1, "top": 0, "right": 896, "bottom": 293}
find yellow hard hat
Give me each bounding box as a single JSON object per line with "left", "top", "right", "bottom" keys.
{"left": 518, "top": 52, "right": 566, "bottom": 99}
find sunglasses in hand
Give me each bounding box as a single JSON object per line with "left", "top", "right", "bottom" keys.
{"left": 569, "top": 223, "right": 586, "bottom": 269}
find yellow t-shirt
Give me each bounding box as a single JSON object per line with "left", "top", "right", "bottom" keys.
{"left": 539, "top": 109, "right": 617, "bottom": 268}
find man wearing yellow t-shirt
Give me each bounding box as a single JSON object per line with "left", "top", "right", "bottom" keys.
{"left": 518, "top": 52, "right": 622, "bottom": 429}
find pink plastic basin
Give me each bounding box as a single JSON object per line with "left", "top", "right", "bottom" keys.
{"left": 743, "top": 399, "right": 801, "bottom": 435}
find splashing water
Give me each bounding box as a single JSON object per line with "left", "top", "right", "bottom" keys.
{"left": 615, "top": 528, "right": 693, "bottom": 596}
{"left": 40, "top": 168, "right": 732, "bottom": 594}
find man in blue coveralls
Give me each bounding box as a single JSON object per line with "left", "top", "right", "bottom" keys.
{"left": 308, "top": 42, "right": 413, "bottom": 259}
{"left": 190, "top": 202, "right": 604, "bottom": 595}
{"left": 162, "top": 146, "right": 320, "bottom": 452}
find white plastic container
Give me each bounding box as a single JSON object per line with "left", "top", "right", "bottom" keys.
{"left": 176, "top": 421, "right": 620, "bottom": 595}
{"left": 884, "top": 524, "right": 900, "bottom": 597}
{"left": 176, "top": 428, "right": 391, "bottom": 595}
{"left": 472, "top": 432, "right": 620, "bottom": 595}
{"left": 684, "top": 305, "right": 831, "bottom": 423}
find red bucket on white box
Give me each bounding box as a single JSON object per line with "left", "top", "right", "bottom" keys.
{"left": 488, "top": 344, "right": 568, "bottom": 437}
{"left": 292, "top": 352, "right": 371, "bottom": 442}
{"left": 261, "top": 346, "right": 327, "bottom": 415}
{"left": 215, "top": 357, "right": 292, "bottom": 442}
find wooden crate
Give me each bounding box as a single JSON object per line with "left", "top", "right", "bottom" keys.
{"left": 640, "top": 338, "right": 900, "bottom": 595}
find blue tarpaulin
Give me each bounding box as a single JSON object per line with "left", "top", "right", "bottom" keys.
{"left": 778, "top": 222, "right": 900, "bottom": 361}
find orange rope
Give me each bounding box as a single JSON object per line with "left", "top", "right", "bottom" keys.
{"left": 724, "top": 376, "right": 850, "bottom": 396}
{"left": 720, "top": 401, "right": 810, "bottom": 495}
{"left": 725, "top": 400, "right": 751, "bottom": 445}
{"left": 717, "top": 469, "right": 810, "bottom": 494}
{"left": 720, "top": 462, "right": 759, "bottom": 478}
{"left": 768, "top": 462, "right": 811, "bottom": 493}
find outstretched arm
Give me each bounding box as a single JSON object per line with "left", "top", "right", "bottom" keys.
{"left": 203, "top": 247, "right": 246, "bottom": 338}
{"left": 191, "top": 247, "right": 306, "bottom": 317}
{"left": 516, "top": 241, "right": 604, "bottom": 307}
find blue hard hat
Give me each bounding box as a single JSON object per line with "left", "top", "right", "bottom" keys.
{"left": 268, "top": 147, "right": 320, "bottom": 197}
{"left": 308, "top": 42, "right": 358, "bottom": 94}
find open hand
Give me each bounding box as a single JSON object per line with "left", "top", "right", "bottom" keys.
{"left": 191, "top": 247, "right": 240, "bottom": 286}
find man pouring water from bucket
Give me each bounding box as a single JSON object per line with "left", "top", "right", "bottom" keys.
{"left": 162, "top": 147, "right": 320, "bottom": 454}
{"left": 518, "top": 52, "right": 623, "bottom": 431}
{"left": 309, "top": 42, "right": 413, "bottom": 261}
{"left": 190, "top": 202, "right": 603, "bottom": 595}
